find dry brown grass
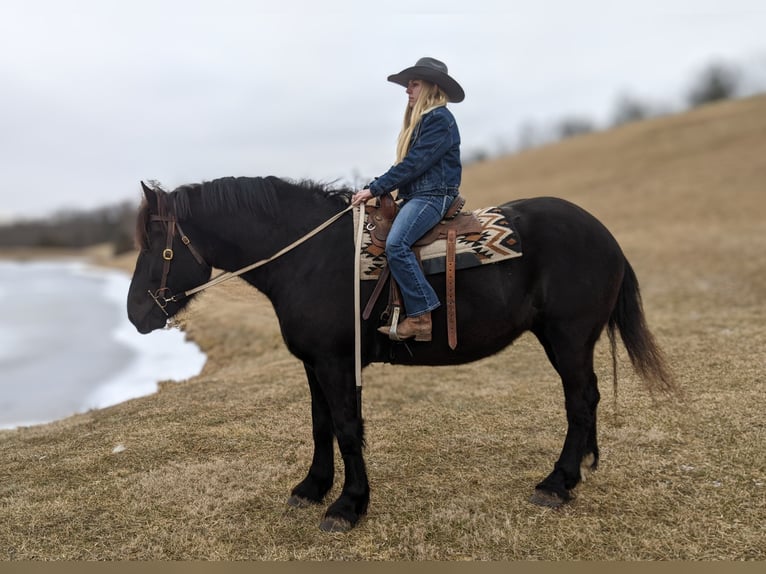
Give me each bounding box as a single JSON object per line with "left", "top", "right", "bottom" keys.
{"left": 1, "top": 95, "right": 764, "bottom": 560}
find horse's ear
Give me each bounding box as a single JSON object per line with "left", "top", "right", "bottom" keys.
{"left": 140, "top": 181, "right": 158, "bottom": 210}
{"left": 140, "top": 180, "right": 154, "bottom": 198}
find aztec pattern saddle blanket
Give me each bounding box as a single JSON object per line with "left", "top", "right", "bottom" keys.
{"left": 355, "top": 206, "right": 523, "bottom": 280}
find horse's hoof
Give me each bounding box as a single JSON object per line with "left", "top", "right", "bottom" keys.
{"left": 320, "top": 516, "right": 353, "bottom": 533}
{"left": 529, "top": 489, "right": 568, "bottom": 508}
{"left": 287, "top": 495, "right": 316, "bottom": 508}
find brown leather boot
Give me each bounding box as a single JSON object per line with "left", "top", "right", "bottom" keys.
{"left": 377, "top": 312, "right": 432, "bottom": 342}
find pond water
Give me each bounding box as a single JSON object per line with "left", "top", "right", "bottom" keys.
{"left": 0, "top": 260, "right": 206, "bottom": 429}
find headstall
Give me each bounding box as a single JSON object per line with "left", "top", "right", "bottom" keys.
{"left": 147, "top": 211, "right": 207, "bottom": 315}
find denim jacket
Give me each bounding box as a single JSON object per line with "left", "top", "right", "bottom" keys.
{"left": 368, "top": 106, "right": 461, "bottom": 200}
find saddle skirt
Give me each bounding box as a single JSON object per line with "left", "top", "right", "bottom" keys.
{"left": 356, "top": 205, "right": 523, "bottom": 281}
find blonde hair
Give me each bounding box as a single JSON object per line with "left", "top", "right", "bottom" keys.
{"left": 395, "top": 81, "right": 449, "bottom": 163}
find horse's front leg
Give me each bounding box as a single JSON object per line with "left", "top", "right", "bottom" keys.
{"left": 288, "top": 363, "right": 335, "bottom": 508}
{"left": 314, "top": 359, "right": 369, "bottom": 532}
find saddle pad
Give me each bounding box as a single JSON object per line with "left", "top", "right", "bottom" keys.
{"left": 356, "top": 206, "right": 523, "bottom": 280}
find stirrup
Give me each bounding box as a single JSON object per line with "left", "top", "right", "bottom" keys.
{"left": 385, "top": 306, "right": 402, "bottom": 339}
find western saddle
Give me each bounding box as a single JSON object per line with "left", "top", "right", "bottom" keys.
{"left": 362, "top": 193, "right": 482, "bottom": 349}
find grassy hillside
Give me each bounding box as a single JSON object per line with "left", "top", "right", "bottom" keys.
{"left": 1, "top": 95, "right": 764, "bottom": 560}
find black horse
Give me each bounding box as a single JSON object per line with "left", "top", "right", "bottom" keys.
{"left": 127, "top": 176, "right": 672, "bottom": 532}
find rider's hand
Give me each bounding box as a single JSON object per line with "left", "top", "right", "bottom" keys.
{"left": 351, "top": 188, "right": 374, "bottom": 206}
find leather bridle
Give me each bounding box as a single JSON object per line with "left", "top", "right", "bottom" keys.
{"left": 147, "top": 212, "right": 207, "bottom": 316}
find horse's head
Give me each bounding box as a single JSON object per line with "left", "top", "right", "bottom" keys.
{"left": 127, "top": 181, "right": 212, "bottom": 334}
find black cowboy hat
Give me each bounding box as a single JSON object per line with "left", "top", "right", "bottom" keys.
{"left": 387, "top": 57, "right": 465, "bottom": 103}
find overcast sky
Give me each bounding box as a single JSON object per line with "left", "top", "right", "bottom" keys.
{"left": 1, "top": 0, "right": 764, "bottom": 220}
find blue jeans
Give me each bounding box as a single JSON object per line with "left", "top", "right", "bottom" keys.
{"left": 386, "top": 194, "right": 453, "bottom": 317}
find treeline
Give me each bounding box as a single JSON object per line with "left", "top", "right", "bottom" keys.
{"left": 0, "top": 201, "right": 136, "bottom": 255}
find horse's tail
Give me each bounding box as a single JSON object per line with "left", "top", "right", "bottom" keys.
{"left": 607, "top": 258, "right": 676, "bottom": 395}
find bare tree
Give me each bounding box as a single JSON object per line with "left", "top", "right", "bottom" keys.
{"left": 611, "top": 94, "right": 653, "bottom": 126}
{"left": 687, "top": 62, "right": 741, "bottom": 107}
{"left": 556, "top": 116, "right": 596, "bottom": 139}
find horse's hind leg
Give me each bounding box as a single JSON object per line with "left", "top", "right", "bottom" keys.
{"left": 531, "top": 323, "right": 601, "bottom": 507}
{"left": 288, "top": 363, "right": 336, "bottom": 508}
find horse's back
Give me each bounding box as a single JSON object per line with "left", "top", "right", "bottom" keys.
{"left": 501, "top": 196, "right": 618, "bottom": 240}
{"left": 500, "top": 196, "right": 624, "bottom": 259}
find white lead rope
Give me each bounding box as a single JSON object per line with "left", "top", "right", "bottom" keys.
{"left": 179, "top": 204, "right": 355, "bottom": 299}
{"left": 353, "top": 203, "right": 365, "bottom": 416}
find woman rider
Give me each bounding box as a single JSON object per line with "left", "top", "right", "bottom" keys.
{"left": 352, "top": 57, "right": 464, "bottom": 342}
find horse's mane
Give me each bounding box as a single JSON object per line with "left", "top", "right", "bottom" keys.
{"left": 177, "top": 176, "right": 353, "bottom": 219}
{"left": 135, "top": 176, "right": 353, "bottom": 250}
